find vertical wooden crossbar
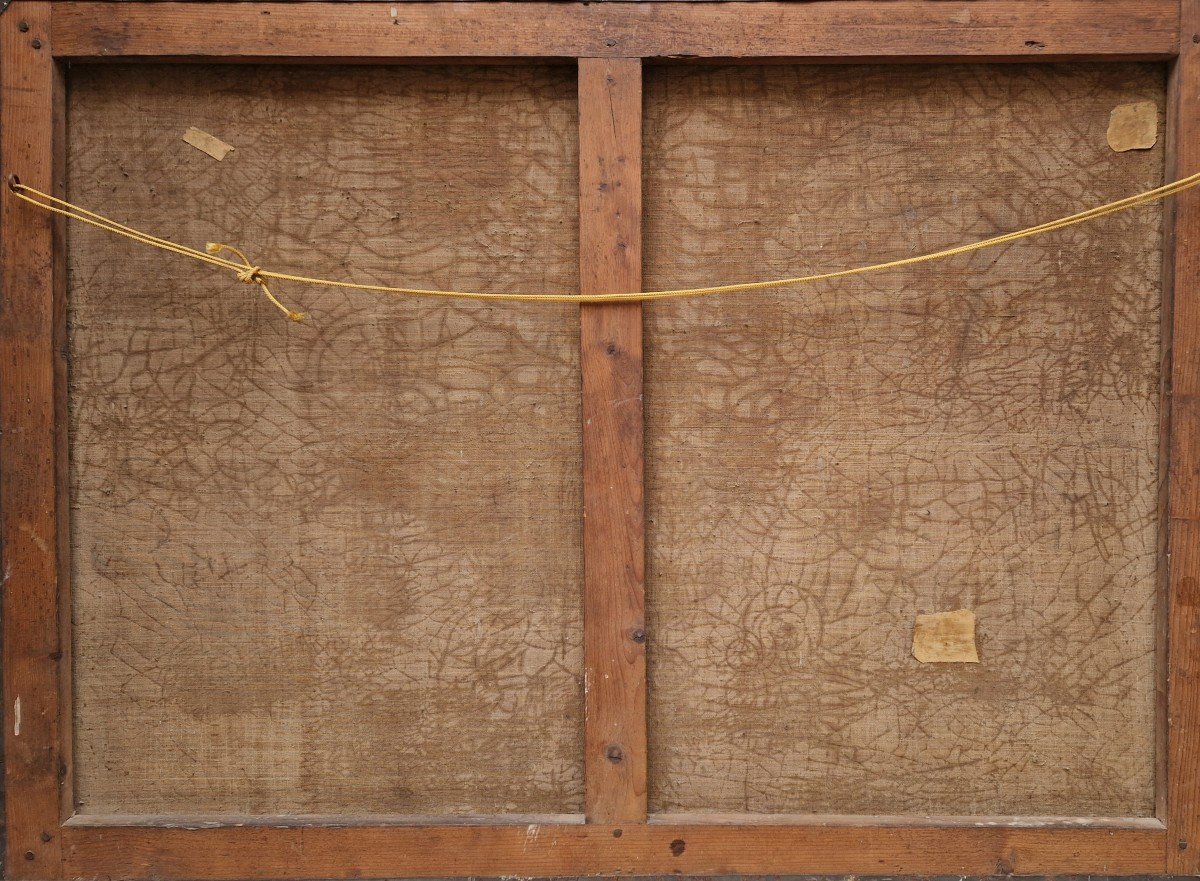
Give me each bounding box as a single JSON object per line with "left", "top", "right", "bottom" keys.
{"left": 1167, "top": 0, "right": 1200, "bottom": 871}
{"left": 1, "top": 2, "right": 68, "bottom": 875}
{"left": 578, "top": 57, "right": 647, "bottom": 825}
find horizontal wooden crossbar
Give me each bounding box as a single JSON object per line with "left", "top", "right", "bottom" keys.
{"left": 60, "top": 819, "right": 1167, "bottom": 877}
{"left": 51, "top": 1, "right": 1179, "bottom": 62}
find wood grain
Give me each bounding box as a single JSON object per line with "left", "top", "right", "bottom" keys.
{"left": 579, "top": 57, "right": 646, "bottom": 825}
{"left": 1165, "top": 0, "right": 1200, "bottom": 869}
{"left": 66, "top": 64, "right": 584, "bottom": 816}
{"left": 50, "top": 1, "right": 1178, "bottom": 63}
{"left": 59, "top": 817, "right": 1166, "bottom": 877}
{"left": 642, "top": 62, "right": 1166, "bottom": 817}
{"left": 1, "top": 2, "right": 68, "bottom": 876}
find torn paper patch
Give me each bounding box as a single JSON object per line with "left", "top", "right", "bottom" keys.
{"left": 182, "top": 127, "right": 234, "bottom": 161}
{"left": 1107, "top": 101, "right": 1158, "bottom": 153}
{"left": 913, "top": 609, "right": 979, "bottom": 663}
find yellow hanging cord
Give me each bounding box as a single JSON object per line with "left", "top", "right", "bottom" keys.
{"left": 8, "top": 171, "right": 1200, "bottom": 316}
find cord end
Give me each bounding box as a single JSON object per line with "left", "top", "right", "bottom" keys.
{"left": 287, "top": 311, "right": 308, "bottom": 323}
{"left": 7, "top": 174, "right": 21, "bottom": 193}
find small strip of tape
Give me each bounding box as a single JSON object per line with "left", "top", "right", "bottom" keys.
{"left": 182, "top": 127, "right": 234, "bottom": 161}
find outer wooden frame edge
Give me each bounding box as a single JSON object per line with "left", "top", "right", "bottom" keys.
{"left": 1, "top": 3, "right": 68, "bottom": 879}
{"left": 57, "top": 821, "right": 1166, "bottom": 878}
{"left": 0, "top": 0, "right": 1187, "bottom": 878}
{"left": 50, "top": 1, "right": 1178, "bottom": 62}
{"left": 1166, "top": 0, "right": 1200, "bottom": 872}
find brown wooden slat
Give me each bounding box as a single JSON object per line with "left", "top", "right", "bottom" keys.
{"left": 51, "top": 1, "right": 1178, "bottom": 62}
{"left": 50, "top": 15, "right": 74, "bottom": 841}
{"left": 1167, "top": 4, "right": 1200, "bottom": 870}
{"left": 1157, "top": 61, "right": 1177, "bottom": 822}
{"left": 579, "top": 56, "right": 646, "bottom": 825}
{"left": 650, "top": 813, "right": 1167, "bottom": 829}
{"left": 1167, "top": 519, "right": 1200, "bottom": 868}
{"left": 59, "top": 820, "right": 1166, "bottom": 877}
{"left": 1, "top": 2, "right": 68, "bottom": 878}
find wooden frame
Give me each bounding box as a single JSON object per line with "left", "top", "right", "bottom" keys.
{"left": 1, "top": 1, "right": 1196, "bottom": 877}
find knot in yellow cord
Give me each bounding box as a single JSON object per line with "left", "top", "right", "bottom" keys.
{"left": 206, "top": 242, "right": 306, "bottom": 322}
{"left": 236, "top": 265, "right": 264, "bottom": 285}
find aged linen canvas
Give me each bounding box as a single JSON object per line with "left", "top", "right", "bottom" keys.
{"left": 644, "top": 63, "right": 1164, "bottom": 816}
{"left": 67, "top": 65, "right": 583, "bottom": 816}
